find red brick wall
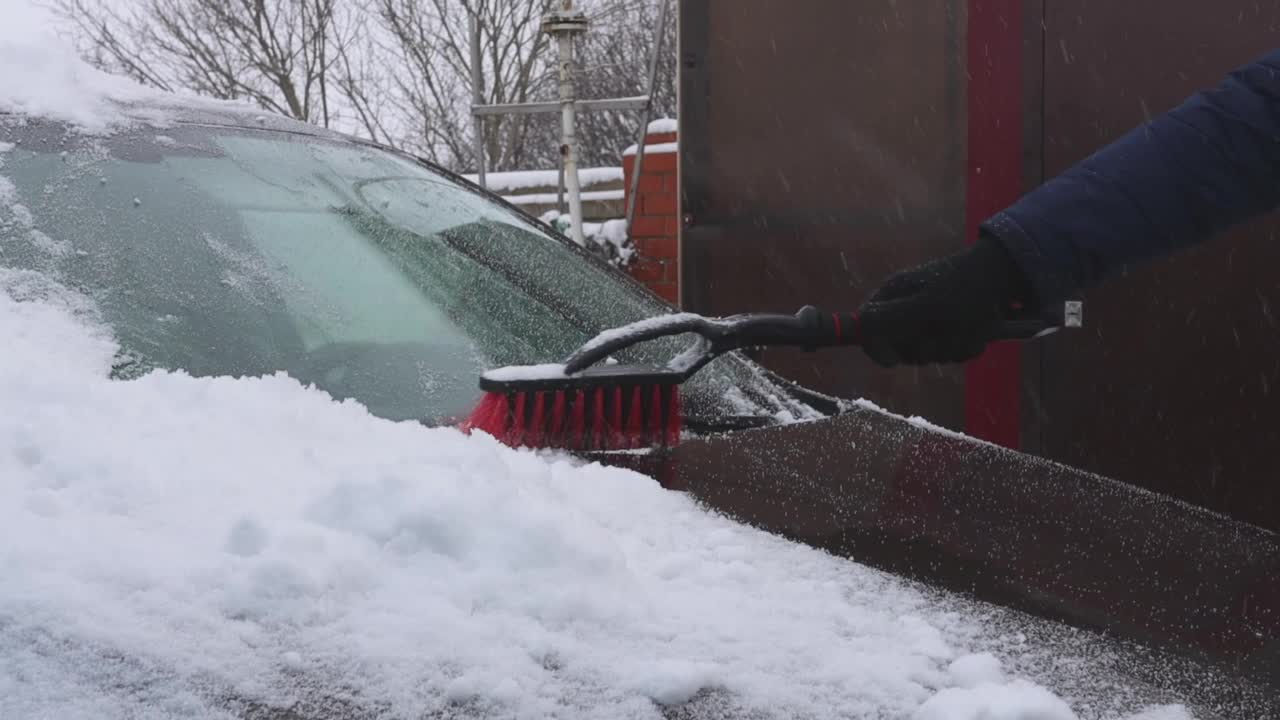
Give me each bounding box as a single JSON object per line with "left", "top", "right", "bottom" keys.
{"left": 622, "top": 129, "right": 679, "bottom": 306}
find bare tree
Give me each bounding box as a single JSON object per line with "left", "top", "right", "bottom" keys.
{"left": 375, "top": 0, "right": 560, "bottom": 171}
{"left": 332, "top": 9, "right": 402, "bottom": 147}
{"left": 370, "top": 0, "right": 674, "bottom": 173}
{"left": 55, "top": 0, "right": 352, "bottom": 127}
{"left": 573, "top": 0, "right": 677, "bottom": 167}
{"left": 55, "top": 0, "right": 674, "bottom": 175}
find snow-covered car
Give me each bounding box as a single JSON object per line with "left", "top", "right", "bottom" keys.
{"left": 3, "top": 23, "right": 1276, "bottom": 720}
{"left": 0, "top": 102, "right": 826, "bottom": 437}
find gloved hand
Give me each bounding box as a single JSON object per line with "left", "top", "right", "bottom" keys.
{"left": 857, "top": 233, "right": 1036, "bottom": 367}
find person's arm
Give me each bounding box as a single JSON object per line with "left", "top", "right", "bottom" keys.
{"left": 857, "top": 48, "right": 1280, "bottom": 368}
{"left": 988, "top": 48, "right": 1280, "bottom": 307}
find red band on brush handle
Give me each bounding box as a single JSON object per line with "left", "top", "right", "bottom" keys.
{"left": 828, "top": 311, "right": 862, "bottom": 345}
{"left": 846, "top": 311, "right": 862, "bottom": 344}
{"left": 797, "top": 306, "right": 863, "bottom": 347}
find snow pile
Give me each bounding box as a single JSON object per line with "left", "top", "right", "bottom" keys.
{"left": 947, "top": 652, "right": 1007, "bottom": 687}
{"left": 647, "top": 117, "right": 678, "bottom": 134}
{"left": 0, "top": 4, "right": 163, "bottom": 132}
{"left": 0, "top": 275, "right": 1203, "bottom": 719}
{"left": 594, "top": 216, "right": 632, "bottom": 260}
{"left": 541, "top": 210, "right": 634, "bottom": 266}
{"left": 917, "top": 680, "right": 1078, "bottom": 720}
{"left": 915, "top": 653, "right": 1076, "bottom": 720}
{"left": 0, "top": 1, "right": 258, "bottom": 133}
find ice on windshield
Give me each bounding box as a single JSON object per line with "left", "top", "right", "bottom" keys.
{"left": 0, "top": 121, "right": 815, "bottom": 427}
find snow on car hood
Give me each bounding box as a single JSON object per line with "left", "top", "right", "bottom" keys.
{"left": 0, "top": 2, "right": 254, "bottom": 134}
{"left": 0, "top": 273, "right": 1206, "bottom": 719}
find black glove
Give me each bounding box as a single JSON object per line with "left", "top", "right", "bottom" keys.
{"left": 857, "top": 233, "right": 1036, "bottom": 367}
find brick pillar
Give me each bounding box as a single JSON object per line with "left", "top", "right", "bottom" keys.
{"left": 621, "top": 124, "right": 679, "bottom": 306}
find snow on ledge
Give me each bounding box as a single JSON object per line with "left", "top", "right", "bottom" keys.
{"left": 623, "top": 141, "right": 678, "bottom": 156}
{"left": 463, "top": 166, "right": 623, "bottom": 193}
{"left": 504, "top": 188, "right": 624, "bottom": 206}
{"left": 647, "top": 117, "right": 678, "bottom": 134}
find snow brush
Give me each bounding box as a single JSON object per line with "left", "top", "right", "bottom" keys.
{"left": 461, "top": 305, "right": 1064, "bottom": 452}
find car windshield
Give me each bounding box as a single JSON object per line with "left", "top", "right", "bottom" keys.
{"left": 0, "top": 117, "right": 812, "bottom": 426}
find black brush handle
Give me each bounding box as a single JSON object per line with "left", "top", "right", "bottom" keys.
{"left": 563, "top": 302, "right": 1074, "bottom": 377}
{"left": 791, "top": 303, "right": 1063, "bottom": 348}
{"left": 791, "top": 306, "right": 863, "bottom": 348}
{"left": 993, "top": 317, "right": 1057, "bottom": 340}
{"left": 563, "top": 315, "right": 718, "bottom": 375}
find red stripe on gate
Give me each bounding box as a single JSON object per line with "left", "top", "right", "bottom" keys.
{"left": 965, "top": 0, "right": 1024, "bottom": 450}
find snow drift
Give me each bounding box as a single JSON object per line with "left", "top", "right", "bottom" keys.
{"left": 0, "top": 274, "right": 1203, "bottom": 719}
{"left": 0, "top": 1, "right": 254, "bottom": 134}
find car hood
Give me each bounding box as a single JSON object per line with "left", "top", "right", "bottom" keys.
{"left": 607, "top": 407, "right": 1280, "bottom": 711}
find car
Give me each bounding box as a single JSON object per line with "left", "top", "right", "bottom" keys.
{"left": 3, "top": 94, "right": 1277, "bottom": 719}
{"left": 0, "top": 103, "right": 830, "bottom": 439}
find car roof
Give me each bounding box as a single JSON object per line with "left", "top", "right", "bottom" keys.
{"left": 137, "top": 95, "right": 354, "bottom": 140}
{"left": 1, "top": 93, "right": 385, "bottom": 157}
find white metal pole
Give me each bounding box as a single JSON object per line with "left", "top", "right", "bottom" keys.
{"left": 553, "top": 2, "right": 586, "bottom": 247}
{"left": 469, "top": 14, "right": 486, "bottom": 189}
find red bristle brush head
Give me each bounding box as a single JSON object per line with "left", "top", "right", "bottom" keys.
{"left": 626, "top": 386, "right": 645, "bottom": 449}
{"left": 461, "top": 392, "right": 511, "bottom": 439}
{"left": 464, "top": 364, "right": 685, "bottom": 452}
{"left": 665, "top": 385, "right": 682, "bottom": 448}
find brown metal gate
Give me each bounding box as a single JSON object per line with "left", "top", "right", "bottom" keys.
{"left": 679, "top": 0, "right": 1280, "bottom": 530}
{"left": 1033, "top": 2, "right": 1280, "bottom": 532}
{"left": 680, "top": 0, "right": 970, "bottom": 428}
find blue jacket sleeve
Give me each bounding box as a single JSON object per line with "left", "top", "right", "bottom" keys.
{"left": 982, "top": 48, "right": 1280, "bottom": 307}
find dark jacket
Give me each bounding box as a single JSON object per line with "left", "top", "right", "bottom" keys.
{"left": 983, "top": 48, "right": 1280, "bottom": 307}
